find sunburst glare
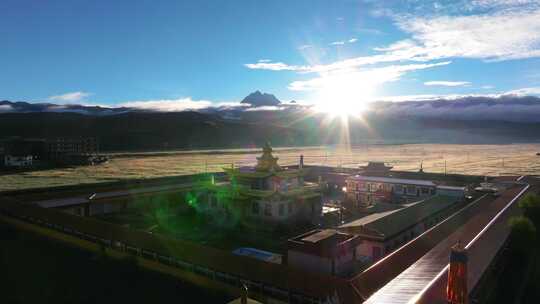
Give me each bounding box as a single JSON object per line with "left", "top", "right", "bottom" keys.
{"left": 312, "top": 72, "right": 376, "bottom": 118}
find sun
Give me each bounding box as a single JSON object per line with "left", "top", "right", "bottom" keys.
{"left": 313, "top": 72, "right": 375, "bottom": 117}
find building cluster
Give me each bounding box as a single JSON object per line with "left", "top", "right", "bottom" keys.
{"left": 196, "top": 147, "right": 469, "bottom": 274}
{"left": 0, "top": 137, "right": 104, "bottom": 168}
{"left": 284, "top": 161, "right": 469, "bottom": 276}
{"left": 338, "top": 194, "right": 460, "bottom": 260}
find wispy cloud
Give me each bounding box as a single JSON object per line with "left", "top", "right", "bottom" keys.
{"left": 248, "top": 4, "right": 540, "bottom": 71}
{"left": 424, "top": 81, "right": 471, "bottom": 87}
{"left": 298, "top": 44, "right": 313, "bottom": 50}
{"left": 244, "top": 61, "right": 305, "bottom": 71}
{"left": 357, "top": 28, "right": 383, "bottom": 35}
{"left": 245, "top": 1, "right": 540, "bottom": 97}
{"left": 389, "top": 8, "right": 540, "bottom": 62}
{"left": 504, "top": 87, "right": 540, "bottom": 96}
{"left": 48, "top": 91, "right": 92, "bottom": 103}
{"left": 289, "top": 61, "right": 451, "bottom": 91}
{"left": 330, "top": 38, "right": 357, "bottom": 46}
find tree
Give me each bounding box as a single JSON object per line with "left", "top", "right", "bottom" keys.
{"left": 508, "top": 216, "right": 537, "bottom": 256}
{"left": 519, "top": 193, "right": 540, "bottom": 229}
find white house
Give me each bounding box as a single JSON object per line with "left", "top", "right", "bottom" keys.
{"left": 4, "top": 155, "right": 33, "bottom": 167}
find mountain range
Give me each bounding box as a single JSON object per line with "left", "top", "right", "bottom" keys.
{"left": 2, "top": 92, "right": 540, "bottom": 150}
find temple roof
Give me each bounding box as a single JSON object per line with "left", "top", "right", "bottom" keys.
{"left": 359, "top": 161, "right": 393, "bottom": 171}
{"left": 255, "top": 142, "right": 282, "bottom": 172}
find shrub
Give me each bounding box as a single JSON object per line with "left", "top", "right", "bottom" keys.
{"left": 519, "top": 193, "right": 540, "bottom": 229}
{"left": 508, "top": 216, "right": 537, "bottom": 255}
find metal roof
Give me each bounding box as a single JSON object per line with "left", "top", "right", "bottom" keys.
{"left": 347, "top": 175, "right": 436, "bottom": 187}
{"left": 339, "top": 195, "right": 457, "bottom": 239}
{"left": 301, "top": 229, "right": 338, "bottom": 243}
{"left": 436, "top": 185, "right": 466, "bottom": 191}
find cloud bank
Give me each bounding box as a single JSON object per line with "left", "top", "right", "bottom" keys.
{"left": 120, "top": 98, "right": 215, "bottom": 112}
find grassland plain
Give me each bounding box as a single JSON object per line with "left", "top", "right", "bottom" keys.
{"left": 1, "top": 143, "right": 540, "bottom": 191}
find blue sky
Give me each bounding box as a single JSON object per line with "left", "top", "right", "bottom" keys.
{"left": 1, "top": 0, "right": 540, "bottom": 110}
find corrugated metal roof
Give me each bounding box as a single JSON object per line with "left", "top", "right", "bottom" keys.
{"left": 339, "top": 195, "right": 457, "bottom": 239}
{"left": 437, "top": 185, "right": 466, "bottom": 191}
{"left": 347, "top": 175, "right": 436, "bottom": 187}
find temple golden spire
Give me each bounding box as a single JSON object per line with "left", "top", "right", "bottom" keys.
{"left": 255, "top": 142, "right": 282, "bottom": 172}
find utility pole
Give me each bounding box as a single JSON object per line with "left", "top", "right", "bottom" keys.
{"left": 444, "top": 160, "right": 447, "bottom": 175}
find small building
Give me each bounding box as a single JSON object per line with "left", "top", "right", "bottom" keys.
{"left": 338, "top": 195, "right": 458, "bottom": 261}
{"left": 436, "top": 185, "right": 466, "bottom": 200}
{"left": 344, "top": 175, "right": 437, "bottom": 208}
{"left": 287, "top": 229, "right": 362, "bottom": 276}
{"left": 202, "top": 143, "right": 322, "bottom": 227}
{"left": 4, "top": 154, "right": 33, "bottom": 167}
{"left": 1, "top": 138, "right": 45, "bottom": 167}
{"left": 359, "top": 161, "right": 393, "bottom": 176}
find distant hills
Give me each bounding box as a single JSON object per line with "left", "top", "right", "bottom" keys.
{"left": 2, "top": 93, "right": 540, "bottom": 150}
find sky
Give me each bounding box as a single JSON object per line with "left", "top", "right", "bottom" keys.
{"left": 2, "top": 0, "right": 540, "bottom": 110}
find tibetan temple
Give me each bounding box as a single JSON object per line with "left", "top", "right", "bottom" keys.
{"left": 202, "top": 143, "right": 322, "bottom": 227}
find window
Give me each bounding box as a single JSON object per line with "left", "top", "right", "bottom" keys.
{"left": 430, "top": 188, "right": 436, "bottom": 195}
{"left": 421, "top": 187, "right": 429, "bottom": 195}
{"left": 252, "top": 202, "right": 259, "bottom": 214}
{"left": 279, "top": 204, "right": 285, "bottom": 216}
{"left": 288, "top": 202, "right": 293, "bottom": 214}
{"left": 264, "top": 203, "right": 272, "bottom": 216}
{"left": 395, "top": 184, "right": 403, "bottom": 193}
{"left": 407, "top": 185, "right": 416, "bottom": 195}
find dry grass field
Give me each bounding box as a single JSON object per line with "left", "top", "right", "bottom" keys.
{"left": 1, "top": 143, "right": 540, "bottom": 191}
